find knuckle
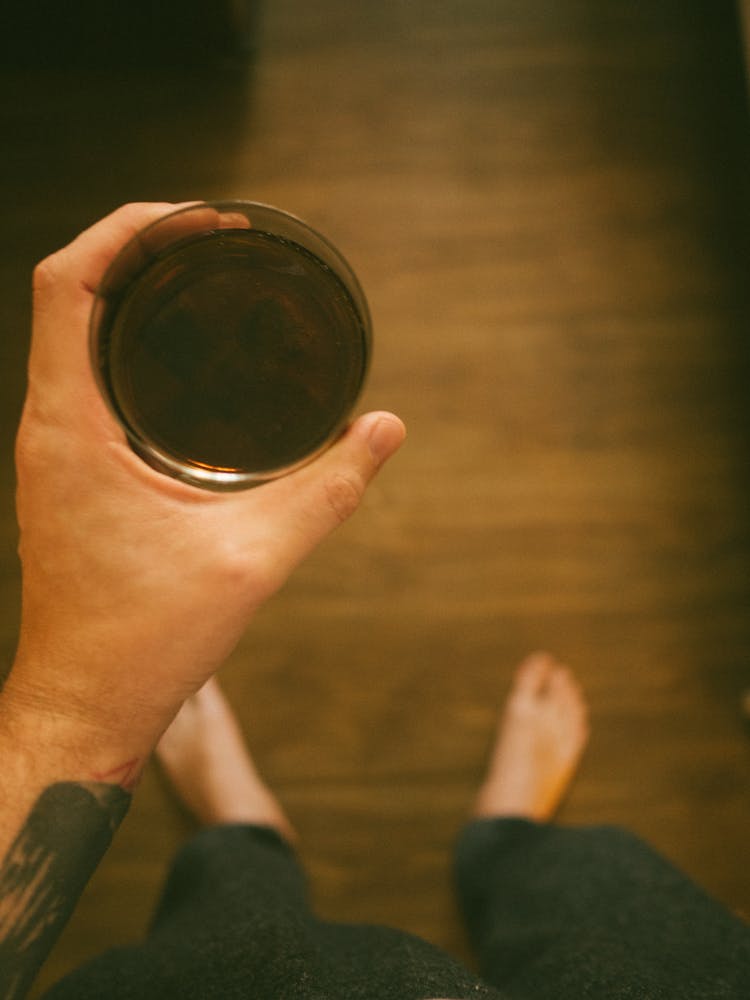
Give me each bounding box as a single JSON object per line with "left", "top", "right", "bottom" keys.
{"left": 14, "top": 408, "right": 45, "bottom": 475}
{"left": 32, "top": 254, "right": 61, "bottom": 296}
{"left": 213, "top": 535, "right": 278, "bottom": 608}
{"left": 15, "top": 427, "right": 53, "bottom": 490}
{"left": 15, "top": 397, "right": 83, "bottom": 481}
{"left": 216, "top": 535, "right": 251, "bottom": 583}
{"left": 324, "top": 472, "right": 365, "bottom": 525}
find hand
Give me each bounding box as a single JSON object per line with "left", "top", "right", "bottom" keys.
{"left": 7, "top": 202, "right": 405, "bottom": 763}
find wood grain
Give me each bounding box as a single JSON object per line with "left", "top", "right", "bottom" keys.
{"left": 0, "top": 1, "right": 748, "bottom": 992}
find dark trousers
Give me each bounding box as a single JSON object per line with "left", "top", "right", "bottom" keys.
{"left": 44, "top": 819, "right": 750, "bottom": 999}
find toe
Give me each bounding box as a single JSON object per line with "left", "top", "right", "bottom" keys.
{"left": 547, "top": 666, "right": 591, "bottom": 750}
{"left": 547, "top": 663, "right": 572, "bottom": 693}
{"left": 548, "top": 664, "right": 585, "bottom": 707}
{"left": 514, "top": 651, "right": 557, "bottom": 695}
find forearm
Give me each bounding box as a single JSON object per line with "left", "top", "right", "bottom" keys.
{"left": 0, "top": 675, "right": 146, "bottom": 1000}
{"left": 1, "top": 198, "right": 404, "bottom": 1000}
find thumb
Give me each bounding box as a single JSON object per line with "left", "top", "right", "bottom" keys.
{"left": 241, "top": 411, "right": 406, "bottom": 585}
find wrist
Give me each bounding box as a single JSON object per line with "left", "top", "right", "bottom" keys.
{"left": 0, "top": 664, "right": 152, "bottom": 793}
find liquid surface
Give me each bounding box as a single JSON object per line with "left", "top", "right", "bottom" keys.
{"left": 101, "top": 230, "right": 369, "bottom": 474}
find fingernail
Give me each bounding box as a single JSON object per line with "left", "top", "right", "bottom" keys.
{"left": 367, "top": 415, "right": 406, "bottom": 464}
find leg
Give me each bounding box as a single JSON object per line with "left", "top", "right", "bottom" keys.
{"left": 472, "top": 651, "right": 589, "bottom": 823}
{"left": 42, "top": 680, "right": 317, "bottom": 999}
{"left": 44, "top": 679, "right": 503, "bottom": 1000}
{"left": 147, "top": 679, "right": 307, "bottom": 940}
{"left": 149, "top": 679, "right": 501, "bottom": 998}
{"left": 455, "top": 653, "right": 750, "bottom": 999}
{"left": 155, "top": 676, "right": 297, "bottom": 843}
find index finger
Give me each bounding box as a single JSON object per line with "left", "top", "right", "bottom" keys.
{"left": 29, "top": 203, "right": 188, "bottom": 402}
{"left": 36, "top": 202, "right": 185, "bottom": 301}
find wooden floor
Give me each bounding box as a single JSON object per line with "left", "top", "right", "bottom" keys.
{"left": 0, "top": 1, "right": 749, "bottom": 992}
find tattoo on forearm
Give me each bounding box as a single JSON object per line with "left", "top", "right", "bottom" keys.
{"left": 0, "top": 782, "right": 131, "bottom": 999}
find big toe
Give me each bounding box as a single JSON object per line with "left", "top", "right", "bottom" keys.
{"left": 513, "top": 651, "right": 558, "bottom": 696}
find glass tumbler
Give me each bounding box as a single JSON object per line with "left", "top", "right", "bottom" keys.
{"left": 90, "top": 201, "right": 372, "bottom": 489}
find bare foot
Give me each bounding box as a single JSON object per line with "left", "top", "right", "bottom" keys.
{"left": 473, "top": 652, "right": 589, "bottom": 822}
{"left": 156, "top": 677, "right": 297, "bottom": 845}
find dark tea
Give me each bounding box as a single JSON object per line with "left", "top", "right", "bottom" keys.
{"left": 91, "top": 206, "right": 371, "bottom": 488}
